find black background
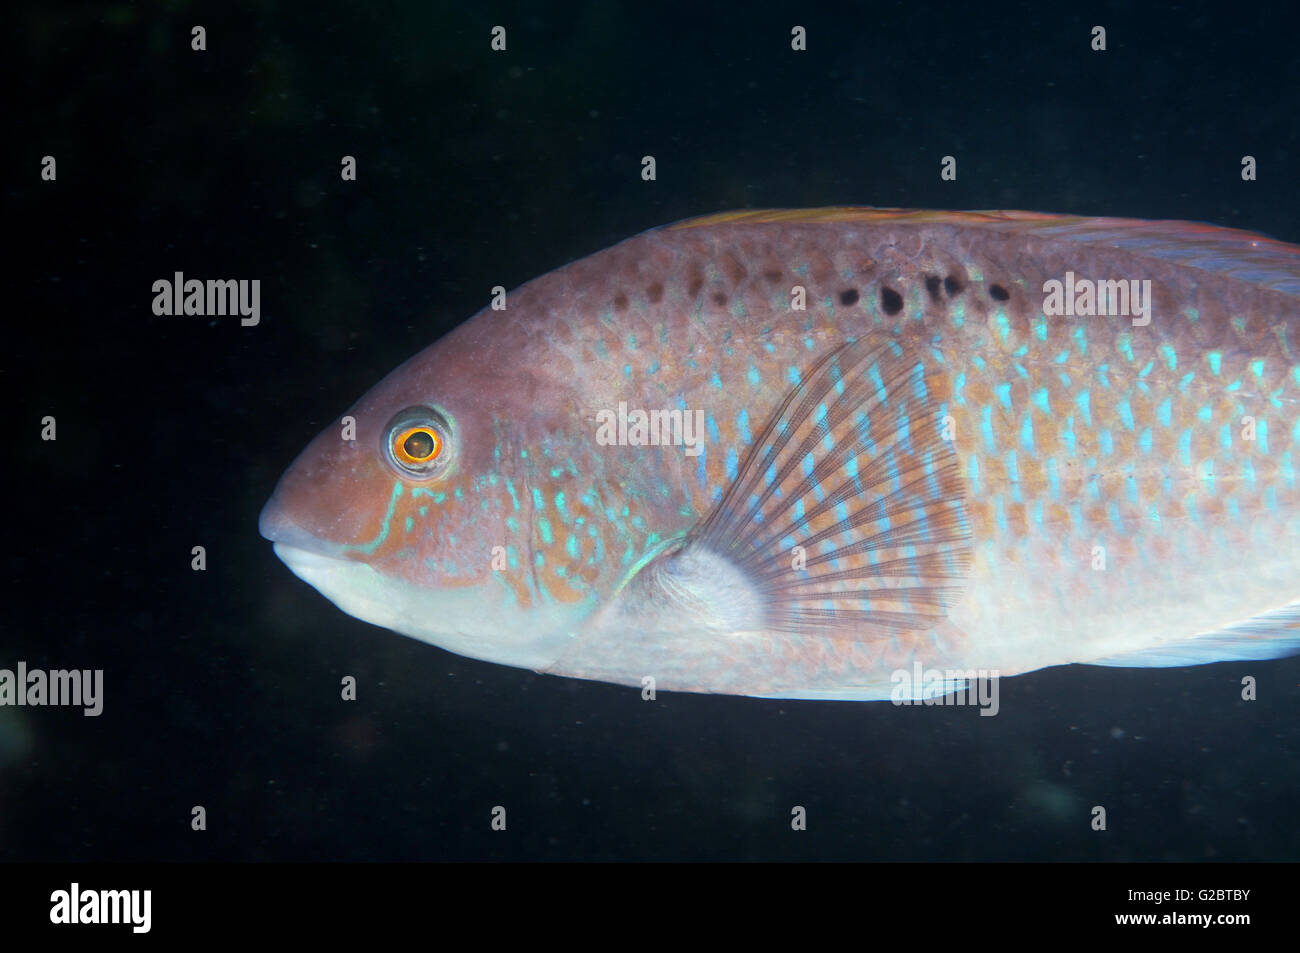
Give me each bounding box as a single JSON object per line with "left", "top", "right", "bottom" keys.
{"left": 5, "top": 1, "right": 1299, "bottom": 862}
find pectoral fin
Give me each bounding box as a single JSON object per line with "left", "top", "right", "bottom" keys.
{"left": 625, "top": 333, "right": 973, "bottom": 641}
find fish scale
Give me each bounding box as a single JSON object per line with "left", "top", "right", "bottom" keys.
{"left": 261, "top": 208, "right": 1300, "bottom": 699}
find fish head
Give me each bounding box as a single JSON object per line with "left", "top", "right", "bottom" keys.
{"left": 258, "top": 327, "right": 590, "bottom": 672}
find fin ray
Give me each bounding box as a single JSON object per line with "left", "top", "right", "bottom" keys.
{"left": 677, "top": 333, "right": 972, "bottom": 640}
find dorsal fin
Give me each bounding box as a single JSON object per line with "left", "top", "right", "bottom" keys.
{"left": 668, "top": 207, "right": 1300, "bottom": 295}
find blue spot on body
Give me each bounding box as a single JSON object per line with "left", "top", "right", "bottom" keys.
{"left": 1118, "top": 399, "right": 1134, "bottom": 430}
{"left": 737, "top": 408, "right": 752, "bottom": 444}
{"left": 1157, "top": 398, "right": 1172, "bottom": 427}
{"left": 1075, "top": 390, "right": 1092, "bottom": 427}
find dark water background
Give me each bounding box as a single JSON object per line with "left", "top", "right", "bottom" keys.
{"left": 5, "top": 1, "right": 1299, "bottom": 861}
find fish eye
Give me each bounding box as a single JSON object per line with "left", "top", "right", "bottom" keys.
{"left": 383, "top": 407, "right": 452, "bottom": 478}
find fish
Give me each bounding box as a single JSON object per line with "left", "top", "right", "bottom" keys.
{"left": 259, "top": 207, "right": 1300, "bottom": 700}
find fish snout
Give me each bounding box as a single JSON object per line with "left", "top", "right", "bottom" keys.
{"left": 258, "top": 495, "right": 346, "bottom": 560}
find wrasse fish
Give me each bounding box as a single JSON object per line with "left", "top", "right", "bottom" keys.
{"left": 260, "top": 208, "right": 1300, "bottom": 700}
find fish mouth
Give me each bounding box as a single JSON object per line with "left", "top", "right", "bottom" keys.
{"left": 260, "top": 494, "right": 397, "bottom": 630}
{"left": 266, "top": 536, "right": 416, "bottom": 642}
{"left": 258, "top": 498, "right": 349, "bottom": 561}
{"left": 261, "top": 507, "right": 578, "bottom": 673}
{"left": 258, "top": 490, "right": 584, "bottom": 673}
{"left": 271, "top": 541, "right": 350, "bottom": 574}
{"left": 259, "top": 499, "right": 366, "bottom": 608}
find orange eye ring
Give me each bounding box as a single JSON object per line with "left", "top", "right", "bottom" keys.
{"left": 393, "top": 426, "right": 442, "bottom": 465}
{"left": 382, "top": 406, "right": 453, "bottom": 478}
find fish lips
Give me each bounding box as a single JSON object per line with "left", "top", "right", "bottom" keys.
{"left": 259, "top": 496, "right": 394, "bottom": 630}
{"left": 258, "top": 496, "right": 350, "bottom": 562}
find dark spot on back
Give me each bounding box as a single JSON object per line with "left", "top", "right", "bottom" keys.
{"left": 722, "top": 254, "right": 748, "bottom": 285}
{"left": 687, "top": 274, "right": 704, "bottom": 298}
{"left": 924, "top": 275, "right": 942, "bottom": 302}
{"left": 763, "top": 268, "right": 782, "bottom": 284}
{"left": 880, "top": 286, "right": 904, "bottom": 316}
{"left": 712, "top": 292, "right": 728, "bottom": 307}
{"left": 646, "top": 282, "right": 664, "bottom": 304}
{"left": 613, "top": 292, "right": 628, "bottom": 312}
{"left": 943, "top": 274, "right": 964, "bottom": 297}
{"left": 989, "top": 283, "right": 1010, "bottom": 301}
{"left": 839, "top": 288, "right": 859, "bottom": 306}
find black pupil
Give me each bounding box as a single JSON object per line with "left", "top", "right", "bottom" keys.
{"left": 403, "top": 430, "right": 435, "bottom": 460}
